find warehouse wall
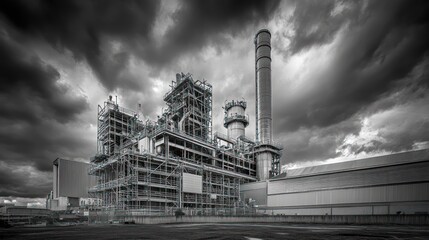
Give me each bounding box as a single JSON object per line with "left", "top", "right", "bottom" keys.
{"left": 269, "top": 161, "right": 429, "bottom": 195}
{"left": 243, "top": 150, "right": 429, "bottom": 215}
{"left": 268, "top": 182, "right": 429, "bottom": 207}
{"left": 54, "top": 158, "right": 97, "bottom": 198}
{"left": 265, "top": 156, "right": 429, "bottom": 215}
{"left": 269, "top": 202, "right": 429, "bottom": 216}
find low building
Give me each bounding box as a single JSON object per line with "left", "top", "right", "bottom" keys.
{"left": 241, "top": 149, "right": 429, "bottom": 215}
{"left": 0, "top": 206, "right": 51, "bottom": 226}
{"left": 47, "top": 158, "right": 98, "bottom": 211}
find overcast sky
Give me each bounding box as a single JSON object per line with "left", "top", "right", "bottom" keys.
{"left": 1, "top": 0, "right": 429, "bottom": 205}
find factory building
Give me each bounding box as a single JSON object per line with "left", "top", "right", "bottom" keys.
{"left": 46, "top": 158, "right": 98, "bottom": 211}
{"left": 88, "top": 76, "right": 278, "bottom": 214}
{"left": 87, "top": 30, "right": 283, "bottom": 214}
{"left": 242, "top": 149, "right": 429, "bottom": 215}
{"left": 72, "top": 28, "right": 428, "bottom": 218}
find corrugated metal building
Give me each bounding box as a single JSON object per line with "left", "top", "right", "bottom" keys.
{"left": 241, "top": 149, "right": 429, "bottom": 215}
{"left": 48, "top": 158, "right": 97, "bottom": 210}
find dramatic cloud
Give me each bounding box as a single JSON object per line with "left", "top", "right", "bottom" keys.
{"left": 145, "top": 0, "right": 280, "bottom": 65}
{"left": 0, "top": 162, "right": 51, "bottom": 198}
{"left": 275, "top": 0, "right": 429, "bottom": 131}
{"left": 0, "top": 0, "right": 280, "bottom": 92}
{"left": 271, "top": 0, "right": 429, "bottom": 163}
{"left": 0, "top": 0, "right": 160, "bottom": 91}
{"left": 287, "top": 0, "right": 364, "bottom": 54}
{"left": 0, "top": 4, "right": 93, "bottom": 197}
{"left": 0, "top": 0, "right": 428, "bottom": 200}
{"left": 0, "top": 33, "right": 88, "bottom": 123}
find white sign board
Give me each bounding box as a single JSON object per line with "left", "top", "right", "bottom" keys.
{"left": 182, "top": 173, "right": 202, "bottom": 194}
{"left": 138, "top": 137, "right": 149, "bottom": 152}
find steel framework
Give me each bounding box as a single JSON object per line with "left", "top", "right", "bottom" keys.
{"left": 89, "top": 73, "right": 261, "bottom": 215}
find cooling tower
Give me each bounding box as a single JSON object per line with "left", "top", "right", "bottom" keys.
{"left": 254, "top": 29, "right": 272, "bottom": 144}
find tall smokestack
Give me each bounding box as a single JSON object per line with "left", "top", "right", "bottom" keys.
{"left": 254, "top": 29, "right": 272, "bottom": 144}
{"left": 254, "top": 29, "right": 281, "bottom": 181}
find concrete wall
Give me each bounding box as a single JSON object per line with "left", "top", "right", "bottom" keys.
{"left": 123, "top": 215, "right": 429, "bottom": 225}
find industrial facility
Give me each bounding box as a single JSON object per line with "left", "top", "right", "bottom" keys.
{"left": 43, "top": 29, "right": 429, "bottom": 219}
{"left": 88, "top": 29, "right": 281, "bottom": 215}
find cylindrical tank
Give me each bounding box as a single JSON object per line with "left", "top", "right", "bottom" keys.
{"left": 224, "top": 100, "right": 249, "bottom": 140}
{"left": 255, "top": 29, "right": 272, "bottom": 144}
{"left": 256, "top": 152, "right": 272, "bottom": 181}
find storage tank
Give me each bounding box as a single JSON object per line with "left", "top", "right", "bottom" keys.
{"left": 224, "top": 100, "right": 249, "bottom": 140}
{"left": 255, "top": 29, "right": 272, "bottom": 144}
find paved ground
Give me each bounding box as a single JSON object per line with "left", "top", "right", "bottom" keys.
{"left": 1, "top": 223, "right": 429, "bottom": 239}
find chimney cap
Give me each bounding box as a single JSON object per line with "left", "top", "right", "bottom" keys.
{"left": 254, "top": 29, "right": 271, "bottom": 44}
{"left": 255, "top": 29, "right": 271, "bottom": 37}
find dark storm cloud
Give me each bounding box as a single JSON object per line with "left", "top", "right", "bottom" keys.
{"left": 0, "top": 19, "right": 91, "bottom": 181}
{"left": 286, "top": 118, "right": 361, "bottom": 162}
{"left": 0, "top": 164, "right": 26, "bottom": 196}
{"left": 0, "top": 33, "right": 88, "bottom": 123}
{"left": 0, "top": 0, "right": 160, "bottom": 91}
{"left": 145, "top": 0, "right": 281, "bottom": 65}
{"left": 276, "top": 0, "right": 429, "bottom": 133}
{"left": 0, "top": 162, "right": 52, "bottom": 198}
{"left": 287, "top": 0, "right": 364, "bottom": 54}
{"left": 0, "top": 119, "right": 93, "bottom": 172}
{"left": 0, "top": 0, "right": 280, "bottom": 91}
{"left": 272, "top": 0, "right": 429, "bottom": 163}
{"left": 0, "top": 162, "right": 51, "bottom": 198}
{"left": 0, "top": 116, "right": 94, "bottom": 196}
{"left": 340, "top": 74, "right": 429, "bottom": 155}
{"left": 280, "top": 57, "right": 429, "bottom": 164}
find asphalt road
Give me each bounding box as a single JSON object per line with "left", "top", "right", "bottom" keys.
{"left": 1, "top": 223, "right": 429, "bottom": 239}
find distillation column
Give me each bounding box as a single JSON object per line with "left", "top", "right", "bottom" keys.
{"left": 224, "top": 100, "right": 249, "bottom": 140}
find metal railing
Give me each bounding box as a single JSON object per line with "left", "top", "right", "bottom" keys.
{"left": 224, "top": 114, "right": 249, "bottom": 125}
{"left": 225, "top": 100, "right": 247, "bottom": 111}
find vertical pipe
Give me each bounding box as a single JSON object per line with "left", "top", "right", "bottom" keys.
{"left": 254, "top": 29, "right": 272, "bottom": 144}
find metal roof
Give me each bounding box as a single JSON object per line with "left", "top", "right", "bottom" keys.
{"left": 277, "top": 149, "right": 429, "bottom": 180}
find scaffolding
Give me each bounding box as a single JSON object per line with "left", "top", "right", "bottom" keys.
{"left": 163, "top": 72, "right": 213, "bottom": 143}
{"left": 89, "top": 73, "right": 259, "bottom": 216}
